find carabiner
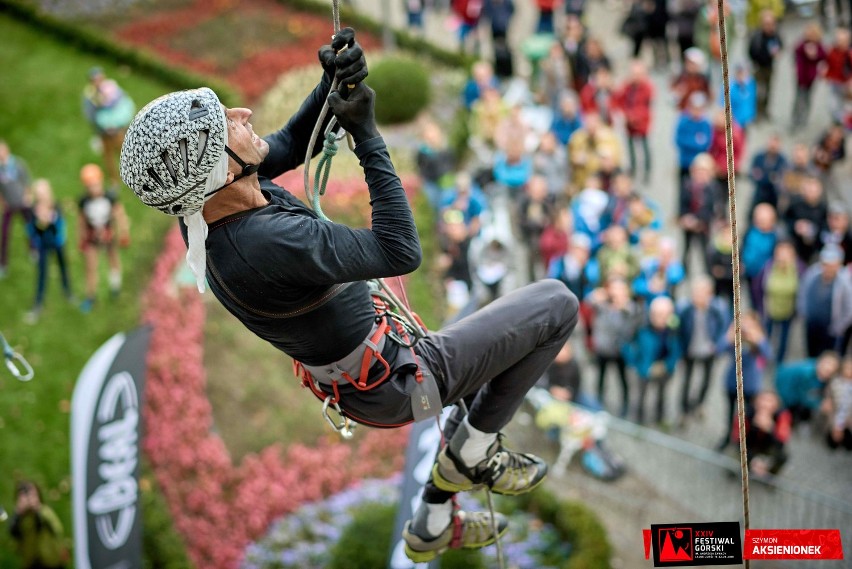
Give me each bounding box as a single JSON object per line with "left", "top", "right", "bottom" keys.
{"left": 5, "top": 350, "right": 34, "bottom": 382}
{"left": 321, "top": 396, "right": 355, "bottom": 439}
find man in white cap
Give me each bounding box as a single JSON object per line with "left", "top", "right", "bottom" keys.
{"left": 120, "top": 29, "right": 579, "bottom": 561}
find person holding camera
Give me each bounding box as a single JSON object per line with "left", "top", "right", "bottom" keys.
{"left": 9, "top": 481, "right": 68, "bottom": 569}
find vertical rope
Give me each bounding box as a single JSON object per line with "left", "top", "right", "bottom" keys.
{"left": 715, "top": 2, "right": 750, "bottom": 564}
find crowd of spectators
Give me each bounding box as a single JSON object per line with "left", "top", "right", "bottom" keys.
{"left": 414, "top": 0, "right": 852, "bottom": 473}
{"left": 0, "top": 68, "right": 132, "bottom": 323}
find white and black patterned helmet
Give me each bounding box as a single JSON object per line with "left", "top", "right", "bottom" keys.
{"left": 120, "top": 88, "right": 226, "bottom": 216}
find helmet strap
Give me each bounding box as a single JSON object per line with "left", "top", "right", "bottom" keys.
{"left": 207, "top": 146, "right": 261, "bottom": 197}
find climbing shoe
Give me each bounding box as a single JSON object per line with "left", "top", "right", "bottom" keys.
{"left": 403, "top": 510, "right": 508, "bottom": 563}
{"left": 432, "top": 439, "right": 548, "bottom": 496}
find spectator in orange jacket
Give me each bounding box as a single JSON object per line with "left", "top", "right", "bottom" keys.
{"left": 616, "top": 60, "right": 655, "bottom": 183}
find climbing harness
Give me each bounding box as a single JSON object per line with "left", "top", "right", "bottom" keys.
{"left": 716, "top": 1, "right": 751, "bottom": 565}
{"left": 1, "top": 331, "right": 33, "bottom": 382}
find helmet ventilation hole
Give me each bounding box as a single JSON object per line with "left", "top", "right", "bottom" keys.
{"left": 146, "top": 167, "right": 165, "bottom": 190}
{"left": 161, "top": 152, "right": 178, "bottom": 185}
{"left": 197, "top": 129, "right": 209, "bottom": 165}
{"left": 178, "top": 139, "right": 189, "bottom": 177}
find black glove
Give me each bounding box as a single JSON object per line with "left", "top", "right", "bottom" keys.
{"left": 318, "top": 27, "right": 368, "bottom": 91}
{"left": 327, "top": 83, "right": 380, "bottom": 145}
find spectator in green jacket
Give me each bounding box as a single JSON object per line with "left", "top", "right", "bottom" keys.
{"left": 9, "top": 481, "right": 68, "bottom": 569}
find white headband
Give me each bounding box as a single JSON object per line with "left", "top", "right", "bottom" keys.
{"left": 184, "top": 128, "right": 230, "bottom": 293}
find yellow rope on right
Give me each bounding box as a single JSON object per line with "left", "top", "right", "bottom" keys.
{"left": 715, "top": 2, "right": 750, "bottom": 566}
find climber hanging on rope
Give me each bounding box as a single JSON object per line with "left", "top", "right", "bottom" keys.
{"left": 119, "top": 28, "right": 579, "bottom": 562}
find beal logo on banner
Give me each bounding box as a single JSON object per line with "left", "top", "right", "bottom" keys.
{"left": 643, "top": 522, "right": 743, "bottom": 566}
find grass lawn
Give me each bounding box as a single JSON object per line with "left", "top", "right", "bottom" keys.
{"left": 0, "top": 12, "right": 178, "bottom": 567}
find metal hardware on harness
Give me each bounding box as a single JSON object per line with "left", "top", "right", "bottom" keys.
{"left": 1, "top": 333, "right": 33, "bottom": 382}
{"left": 322, "top": 395, "right": 355, "bottom": 439}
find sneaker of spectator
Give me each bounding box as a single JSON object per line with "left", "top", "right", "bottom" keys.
{"left": 755, "top": 240, "right": 805, "bottom": 363}
{"left": 749, "top": 132, "right": 788, "bottom": 213}
{"left": 777, "top": 351, "right": 841, "bottom": 424}
{"left": 821, "top": 356, "right": 852, "bottom": 450}
{"left": 822, "top": 202, "right": 852, "bottom": 265}
{"left": 797, "top": 245, "right": 852, "bottom": 357}
{"left": 785, "top": 174, "right": 828, "bottom": 263}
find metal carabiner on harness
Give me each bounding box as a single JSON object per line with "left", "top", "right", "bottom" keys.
{"left": 1, "top": 333, "right": 34, "bottom": 382}
{"left": 322, "top": 396, "right": 355, "bottom": 439}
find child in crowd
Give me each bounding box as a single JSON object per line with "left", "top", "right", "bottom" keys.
{"left": 25, "top": 179, "right": 71, "bottom": 323}
{"left": 589, "top": 278, "right": 641, "bottom": 417}
{"left": 628, "top": 296, "right": 681, "bottom": 426}
{"left": 78, "top": 164, "right": 129, "bottom": 313}
{"left": 822, "top": 357, "right": 852, "bottom": 451}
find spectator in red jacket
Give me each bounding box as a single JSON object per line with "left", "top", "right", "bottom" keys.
{"left": 708, "top": 108, "right": 744, "bottom": 193}
{"left": 452, "top": 0, "right": 485, "bottom": 54}
{"left": 672, "top": 47, "right": 711, "bottom": 110}
{"left": 823, "top": 28, "right": 852, "bottom": 121}
{"left": 579, "top": 66, "right": 617, "bottom": 125}
{"left": 616, "top": 59, "right": 655, "bottom": 184}
{"left": 793, "top": 22, "right": 827, "bottom": 128}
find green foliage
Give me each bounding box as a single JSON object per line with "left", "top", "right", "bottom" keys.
{"left": 0, "top": 11, "right": 189, "bottom": 569}
{"left": 448, "top": 106, "right": 472, "bottom": 164}
{"left": 141, "top": 467, "right": 194, "bottom": 569}
{"left": 369, "top": 56, "right": 431, "bottom": 125}
{"left": 507, "top": 488, "right": 613, "bottom": 569}
{"left": 0, "top": 0, "right": 240, "bottom": 106}
{"left": 328, "top": 503, "right": 484, "bottom": 569}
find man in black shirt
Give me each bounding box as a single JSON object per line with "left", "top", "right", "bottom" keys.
{"left": 120, "top": 29, "right": 578, "bottom": 562}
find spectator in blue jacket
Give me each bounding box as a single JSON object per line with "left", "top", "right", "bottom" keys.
{"left": 463, "top": 61, "right": 500, "bottom": 109}
{"left": 719, "top": 62, "right": 757, "bottom": 131}
{"left": 550, "top": 93, "right": 583, "bottom": 145}
{"left": 742, "top": 203, "right": 780, "bottom": 310}
{"left": 633, "top": 237, "right": 685, "bottom": 304}
{"left": 492, "top": 140, "right": 533, "bottom": 196}
{"left": 674, "top": 92, "right": 712, "bottom": 181}
{"left": 776, "top": 352, "right": 841, "bottom": 423}
{"left": 797, "top": 245, "right": 852, "bottom": 357}
{"left": 627, "top": 296, "right": 681, "bottom": 426}
{"left": 547, "top": 233, "right": 599, "bottom": 300}
{"left": 677, "top": 276, "right": 729, "bottom": 420}
{"left": 717, "top": 312, "right": 773, "bottom": 449}
{"left": 25, "top": 179, "right": 71, "bottom": 323}
{"left": 748, "top": 134, "right": 788, "bottom": 213}
{"left": 439, "top": 171, "right": 488, "bottom": 237}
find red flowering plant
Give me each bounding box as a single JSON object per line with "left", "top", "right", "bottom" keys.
{"left": 141, "top": 228, "right": 409, "bottom": 568}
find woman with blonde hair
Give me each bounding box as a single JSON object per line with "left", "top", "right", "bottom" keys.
{"left": 25, "top": 179, "right": 71, "bottom": 323}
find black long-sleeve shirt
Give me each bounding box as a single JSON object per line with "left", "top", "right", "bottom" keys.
{"left": 182, "top": 76, "right": 422, "bottom": 365}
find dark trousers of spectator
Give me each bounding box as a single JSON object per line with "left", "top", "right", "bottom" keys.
{"left": 841, "top": 324, "right": 852, "bottom": 356}
{"left": 681, "top": 230, "right": 709, "bottom": 272}
{"left": 627, "top": 135, "right": 651, "bottom": 183}
{"left": 677, "top": 36, "right": 695, "bottom": 62}
{"left": 636, "top": 373, "right": 671, "bottom": 425}
{"left": 0, "top": 206, "right": 32, "bottom": 269}
{"left": 806, "top": 321, "right": 837, "bottom": 358}
{"left": 597, "top": 354, "right": 629, "bottom": 417}
{"left": 721, "top": 391, "right": 756, "bottom": 448}
{"left": 754, "top": 66, "right": 774, "bottom": 117}
{"left": 34, "top": 244, "right": 70, "bottom": 309}
{"left": 766, "top": 317, "right": 793, "bottom": 362}
{"left": 633, "top": 35, "right": 669, "bottom": 67}
{"left": 826, "top": 428, "right": 852, "bottom": 450}
{"left": 792, "top": 85, "right": 815, "bottom": 128}
{"left": 681, "top": 356, "right": 715, "bottom": 414}
{"left": 536, "top": 9, "right": 555, "bottom": 33}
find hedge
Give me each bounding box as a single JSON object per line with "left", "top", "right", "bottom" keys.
{"left": 369, "top": 56, "right": 431, "bottom": 124}
{"left": 0, "top": 0, "right": 241, "bottom": 107}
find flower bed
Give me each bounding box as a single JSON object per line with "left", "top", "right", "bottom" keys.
{"left": 141, "top": 227, "right": 410, "bottom": 569}
{"left": 243, "top": 477, "right": 571, "bottom": 569}
{"left": 113, "top": 0, "right": 379, "bottom": 102}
